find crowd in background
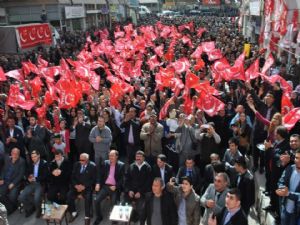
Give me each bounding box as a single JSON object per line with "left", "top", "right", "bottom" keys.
{"left": 0, "top": 14, "right": 300, "bottom": 225}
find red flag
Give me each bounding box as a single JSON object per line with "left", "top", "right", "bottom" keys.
{"left": 7, "top": 84, "right": 35, "bottom": 110}
{"left": 22, "top": 61, "right": 39, "bottom": 76}
{"left": 159, "top": 96, "right": 175, "bottom": 120}
{"left": 164, "top": 49, "right": 174, "bottom": 62}
{"left": 225, "top": 53, "right": 245, "bottom": 81}
{"left": 114, "top": 31, "right": 125, "bottom": 39}
{"left": 281, "top": 92, "right": 294, "bottom": 115}
{"left": 194, "top": 81, "right": 220, "bottom": 96}
{"left": 37, "top": 55, "right": 48, "bottom": 67}
{"left": 196, "top": 27, "right": 206, "bottom": 38}
{"left": 89, "top": 71, "right": 100, "bottom": 90}
{"left": 5, "top": 69, "right": 24, "bottom": 82}
{"left": 181, "top": 36, "right": 193, "bottom": 47}
{"left": 211, "top": 57, "right": 231, "bottom": 81}
{"left": 171, "top": 77, "right": 184, "bottom": 96}
{"left": 261, "top": 54, "right": 274, "bottom": 74}
{"left": 283, "top": 107, "right": 300, "bottom": 130}
{"left": 172, "top": 58, "right": 190, "bottom": 74}
{"left": 147, "top": 55, "right": 162, "bottom": 70}
{"left": 74, "top": 66, "right": 91, "bottom": 81}
{"left": 202, "top": 42, "right": 215, "bottom": 52}
{"left": 292, "top": 10, "right": 299, "bottom": 31}
{"left": 29, "top": 76, "right": 43, "bottom": 97}
{"left": 196, "top": 91, "right": 225, "bottom": 117}
{"left": 191, "top": 46, "right": 203, "bottom": 59}
{"left": 186, "top": 71, "right": 199, "bottom": 89}
{"left": 261, "top": 74, "right": 293, "bottom": 93}
{"left": 183, "top": 94, "right": 193, "bottom": 115}
{"left": 194, "top": 59, "right": 205, "bottom": 71}
{"left": 154, "top": 45, "right": 164, "bottom": 58}
{"left": 36, "top": 104, "right": 47, "bottom": 119}
{"left": 245, "top": 59, "right": 259, "bottom": 81}
{"left": 207, "top": 49, "right": 223, "bottom": 61}
{"left": 0, "top": 67, "right": 7, "bottom": 81}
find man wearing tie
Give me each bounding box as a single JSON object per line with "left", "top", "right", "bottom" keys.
{"left": 176, "top": 157, "right": 201, "bottom": 194}
{"left": 67, "top": 153, "right": 96, "bottom": 225}
{"left": 18, "top": 150, "right": 49, "bottom": 218}
{"left": 208, "top": 188, "right": 248, "bottom": 225}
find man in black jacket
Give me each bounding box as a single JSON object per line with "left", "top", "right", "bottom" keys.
{"left": 141, "top": 177, "right": 178, "bottom": 225}
{"left": 176, "top": 157, "right": 202, "bottom": 194}
{"left": 234, "top": 156, "right": 255, "bottom": 215}
{"left": 152, "top": 154, "right": 173, "bottom": 187}
{"left": 208, "top": 188, "right": 248, "bottom": 225}
{"left": 4, "top": 117, "right": 24, "bottom": 157}
{"left": 18, "top": 150, "right": 49, "bottom": 218}
{"left": 47, "top": 149, "right": 71, "bottom": 204}
{"left": 120, "top": 107, "right": 141, "bottom": 164}
{"left": 24, "top": 115, "right": 49, "bottom": 160}
{"left": 93, "top": 150, "right": 125, "bottom": 225}
{"left": 67, "top": 153, "right": 96, "bottom": 225}
{"left": 125, "top": 150, "right": 152, "bottom": 222}
{"left": 0, "top": 147, "right": 25, "bottom": 214}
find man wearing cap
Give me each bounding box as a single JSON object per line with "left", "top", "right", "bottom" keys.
{"left": 47, "top": 149, "right": 71, "bottom": 204}
{"left": 167, "top": 176, "right": 201, "bottom": 225}
{"left": 140, "top": 112, "right": 164, "bottom": 166}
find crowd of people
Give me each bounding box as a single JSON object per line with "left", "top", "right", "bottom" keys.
{"left": 0, "top": 14, "right": 300, "bottom": 225}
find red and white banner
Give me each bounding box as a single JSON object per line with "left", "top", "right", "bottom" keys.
{"left": 202, "top": 0, "right": 221, "bottom": 5}
{"left": 16, "top": 24, "right": 52, "bottom": 49}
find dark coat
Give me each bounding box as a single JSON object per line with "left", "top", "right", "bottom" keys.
{"left": 120, "top": 119, "right": 141, "bottom": 147}
{"left": 97, "top": 160, "right": 125, "bottom": 191}
{"left": 125, "top": 162, "right": 152, "bottom": 194}
{"left": 71, "top": 161, "right": 96, "bottom": 188}
{"left": 48, "top": 158, "right": 71, "bottom": 187}
{"left": 26, "top": 159, "right": 49, "bottom": 185}
{"left": 177, "top": 166, "right": 202, "bottom": 193}
{"left": 24, "top": 125, "right": 48, "bottom": 158}
{"left": 4, "top": 126, "right": 24, "bottom": 154}
{"left": 0, "top": 155, "right": 25, "bottom": 187}
{"left": 152, "top": 163, "right": 173, "bottom": 186}
{"left": 141, "top": 191, "right": 178, "bottom": 225}
{"left": 234, "top": 170, "right": 255, "bottom": 214}
{"left": 216, "top": 207, "right": 248, "bottom": 225}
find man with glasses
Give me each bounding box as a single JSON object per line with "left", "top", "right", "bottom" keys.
{"left": 201, "top": 172, "right": 230, "bottom": 225}
{"left": 208, "top": 188, "right": 248, "bottom": 225}
{"left": 67, "top": 153, "right": 96, "bottom": 225}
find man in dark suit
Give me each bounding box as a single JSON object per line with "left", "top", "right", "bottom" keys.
{"left": 0, "top": 147, "right": 25, "bottom": 214}
{"left": 18, "top": 150, "right": 49, "bottom": 218}
{"left": 4, "top": 117, "right": 25, "bottom": 157}
{"left": 152, "top": 154, "right": 173, "bottom": 187}
{"left": 208, "top": 188, "right": 248, "bottom": 225}
{"left": 176, "top": 157, "right": 202, "bottom": 194}
{"left": 47, "top": 149, "right": 71, "bottom": 204}
{"left": 67, "top": 153, "right": 96, "bottom": 225}
{"left": 234, "top": 156, "right": 255, "bottom": 215}
{"left": 120, "top": 107, "right": 141, "bottom": 164}
{"left": 141, "top": 177, "right": 178, "bottom": 225}
{"left": 93, "top": 150, "right": 125, "bottom": 225}
{"left": 24, "top": 115, "right": 49, "bottom": 160}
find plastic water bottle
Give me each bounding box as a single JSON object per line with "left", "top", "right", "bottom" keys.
{"left": 125, "top": 203, "right": 129, "bottom": 220}
{"left": 119, "top": 203, "right": 123, "bottom": 219}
